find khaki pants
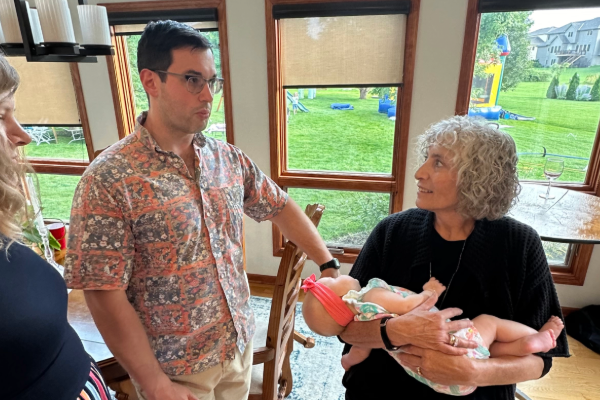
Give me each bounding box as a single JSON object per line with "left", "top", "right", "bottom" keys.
{"left": 133, "top": 340, "right": 253, "bottom": 400}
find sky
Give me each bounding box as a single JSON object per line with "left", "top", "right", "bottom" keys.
{"left": 531, "top": 8, "right": 600, "bottom": 32}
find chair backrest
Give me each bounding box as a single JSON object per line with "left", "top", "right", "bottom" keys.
{"left": 262, "top": 203, "right": 324, "bottom": 399}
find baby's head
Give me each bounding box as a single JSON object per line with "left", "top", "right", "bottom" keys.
{"left": 302, "top": 274, "right": 361, "bottom": 337}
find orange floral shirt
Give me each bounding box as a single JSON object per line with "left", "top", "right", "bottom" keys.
{"left": 65, "top": 115, "right": 288, "bottom": 375}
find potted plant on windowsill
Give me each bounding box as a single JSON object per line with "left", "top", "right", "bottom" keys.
{"left": 21, "top": 215, "right": 66, "bottom": 265}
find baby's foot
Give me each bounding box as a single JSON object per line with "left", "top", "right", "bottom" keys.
{"left": 519, "top": 330, "right": 557, "bottom": 354}
{"left": 540, "top": 316, "right": 565, "bottom": 340}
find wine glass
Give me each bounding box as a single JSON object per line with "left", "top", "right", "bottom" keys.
{"left": 539, "top": 157, "right": 564, "bottom": 199}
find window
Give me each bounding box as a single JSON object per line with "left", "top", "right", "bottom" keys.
{"left": 588, "top": 44, "right": 591, "bottom": 51}
{"left": 33, "top": 174, "right": 82, "bottom": 221}
{"left": 456, "top": 0, "right": 600, "bottom": 285}
{"left": 267, "top": 1, "right": 418, "bottom": 262}
{"left": 6, "top": 57, "right": 93, "bottom": 222}
{"left": 105, "top": 2, "right": 235, "bottom": 144}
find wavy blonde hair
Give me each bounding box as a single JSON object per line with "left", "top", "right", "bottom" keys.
{"left": 416, "top": 116, "right": 521, "bottom": 221}
{"left": 0, "top": 55, "right": 28, "bottom": 242}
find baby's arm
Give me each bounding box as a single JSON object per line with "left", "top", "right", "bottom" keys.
{"left": 362, "top": 278, "right": 445, "bottom": 315}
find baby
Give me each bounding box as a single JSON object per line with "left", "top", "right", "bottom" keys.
{"left": 301, "top": 274, "right": 564, "bottom": 396}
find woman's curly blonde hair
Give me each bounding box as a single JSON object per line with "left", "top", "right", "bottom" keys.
{"left": 416, "top": 116, "right": 521, "bottom": 221}
{"left": 0, "top": 55, "right": 28, "bottom": 242}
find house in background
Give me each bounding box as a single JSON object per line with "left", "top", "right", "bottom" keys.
{"left": 529, "top": 17, "right": 600, "bottom": 67}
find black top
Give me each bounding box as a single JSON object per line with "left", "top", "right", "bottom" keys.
{"left": 0, "top": 238, "right": 91, "bottom": 400}
{"left": 342, "top": 209, "right": 570, "bottom": 400}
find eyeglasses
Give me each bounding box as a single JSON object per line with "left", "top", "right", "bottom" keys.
{"left": 152, "top": 70, "right": 224, "bottom": 95}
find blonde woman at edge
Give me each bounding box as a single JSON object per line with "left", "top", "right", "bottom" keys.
{"left": 0, "top": 54, "right": 111, "bottom": 400}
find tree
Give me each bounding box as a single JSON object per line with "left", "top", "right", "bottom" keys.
{"left": 591, "top": 76, "right": 600, "bottom": 101}
{"left": 566, "top": 72, "right": 580, "bottom": 100}
{"left": 546, "top": 75, "right": 559, "bottom": 99}
{"left": 359, "top": 88, "right": 369, "bottom": 99}
{"left": 202, "top": 31, "right": 221, "bottom": 76}
{"left": 474, "top": 12, "right": 534, "bottom": 92}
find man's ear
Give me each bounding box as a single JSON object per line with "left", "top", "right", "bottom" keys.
{"left": 139, "top": 69, "right": 160, "bottom": 99}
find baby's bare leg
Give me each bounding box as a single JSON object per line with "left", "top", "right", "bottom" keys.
{"left": 341, "top": 346, "right": 372, "bottom": 371}
{"left": 473, "top": 315, "right": 564, "bottom": 357}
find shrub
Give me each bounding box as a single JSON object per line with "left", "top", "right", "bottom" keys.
{"left": 555, "top": 84, "right": 568, "bottom": 99}
{"left": 592, "top": 77, "right": 600, "bottom": 101}
{"left": 566, "top": 73, "right": 580, "bottom": 100}
{"left": 575, "top": 85, "right": 592, "bottom": 101}
{"left": 524, "top": 69, "right": 552, "bottom": 82}
{"left": 546, "top": 75, "right": 559, "bottom": 99}
{"left": 584, "top": 74, "right": 600, "bottom": 85}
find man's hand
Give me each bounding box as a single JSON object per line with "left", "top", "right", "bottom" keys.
{"left": 395, "top": 345, "right": 477, "bottom": 386}
{"left": 386, "top": 292, "right": 478, "bottom": 355}
{"left": 319, "top": 267, "right": 340, "bottom": 279}
{"left": 145, "top": 376, "right": 199, "bottom": 400}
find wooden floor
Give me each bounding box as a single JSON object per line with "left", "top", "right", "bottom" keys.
{"left": 249, "top": 282, "right": 600, "bottom": 400}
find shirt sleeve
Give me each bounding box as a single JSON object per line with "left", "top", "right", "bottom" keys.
{"left": 64, "top": 174, "right": 135, "bottom": 290}
{"left": 513, "top": 230, "right": 570, "bottom": 361}
{"left": 234, "top": 147, "right": 288, "bottom": 222}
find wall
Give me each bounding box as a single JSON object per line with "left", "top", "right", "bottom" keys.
{"left": 69, "top": 0, "right": 599, "bottom": 307}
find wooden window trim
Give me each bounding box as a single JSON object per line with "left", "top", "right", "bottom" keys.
{"left": 267, "top": 0, "right": 420, "bottom": 262}
{"left": 456, "top": 0, "right": 596, "bottom": 285}
{"left": 101, "top": 0, "right": 236, "bottom": 145}
{"left": 24, "top": 63, "right": 94, "bottom": 176}
{"left": 29, "top": 158, "right": 88, "bottom": 175}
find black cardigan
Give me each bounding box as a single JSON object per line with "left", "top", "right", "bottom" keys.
{"left": 342, "top": 208, "right": 570, "bottom": 400}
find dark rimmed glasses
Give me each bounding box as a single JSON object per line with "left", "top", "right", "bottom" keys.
{"left": 152, "top": 70, "right": 224, "bottom": 95}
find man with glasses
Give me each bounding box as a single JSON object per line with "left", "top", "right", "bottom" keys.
{"left": 65, "top": 21, "right": 338, "bottom": 400}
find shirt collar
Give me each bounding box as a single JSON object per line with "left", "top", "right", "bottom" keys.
{"left": 135, "top": 111, "right": 207, "bottom": 155}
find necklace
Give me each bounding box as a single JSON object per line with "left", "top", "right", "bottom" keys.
{"left": 429, "top": 235, "right": 469, "bottom": 308}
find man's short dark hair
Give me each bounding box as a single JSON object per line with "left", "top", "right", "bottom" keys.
{"left": 138, "top": 20, "right": 212, "bottom": 82}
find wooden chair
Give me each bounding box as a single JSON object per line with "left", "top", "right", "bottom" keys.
{"left": 249, "top": 203, "right": 324, "bottom": 400}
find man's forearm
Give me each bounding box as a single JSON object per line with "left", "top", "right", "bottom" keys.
{"left": 271, "top": 199, "right": 333, "bottom": 266}
{"left": 473, "top": 354, "right": 545, "bottom": 386}
{"left": 339, "top": 319, "right": 386, "bottom": 349}
{"left": 84, "top": 290, "right": 169, "bottom": 392}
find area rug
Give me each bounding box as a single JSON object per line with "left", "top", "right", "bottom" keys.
{"left": 249, "top": 296, "right": 346, "bottom": 400}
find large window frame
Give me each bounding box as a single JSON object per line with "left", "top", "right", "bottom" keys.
{"left": 26, "top": 63, "right": 95, "bottom": 175}
{"left": 100, "top": 0, "right": 236, "bottom": 144}
{"left": 266, "top": 0, "right": 420, "bottom": 263}
{"left": 456, "top": 0, "right": 600, "bottom": 285}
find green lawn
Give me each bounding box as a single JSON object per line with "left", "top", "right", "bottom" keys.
{"left": 495, "top": 67, "right": 600, "bottom": 183}
{"left": 34, "top": 76, "right": 600, "bottom": 262}
{"left": 24, "top": 129, "right": 89, "bottom": 161}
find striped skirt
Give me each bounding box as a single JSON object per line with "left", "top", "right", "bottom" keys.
{"left": 77, "top": 360, "right": 111, "bottom": 400}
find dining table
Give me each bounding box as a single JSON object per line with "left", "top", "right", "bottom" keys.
{"left": 509, "top": 182, "right": 600, "bottom": 244}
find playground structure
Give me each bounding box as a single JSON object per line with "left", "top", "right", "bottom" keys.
{"left": 287, "top": 91, "right": 309, "bottom": 112}
{"left": 469, "top": 35, "right": 536, "bottom": 121}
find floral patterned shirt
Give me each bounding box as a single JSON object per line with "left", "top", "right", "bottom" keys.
{"left": 65, "top": 114, "right": 288, "bottom": 375}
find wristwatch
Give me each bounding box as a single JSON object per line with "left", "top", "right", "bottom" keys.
{"left": 319, "top": 258, "right": 340, "bottom": 273}
{"left": 380, "top": 317, "right": 400, "bottom": 351}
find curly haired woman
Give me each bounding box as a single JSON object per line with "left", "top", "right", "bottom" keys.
{"left": 339, "top": 116, "right": 570, "bottom": 399}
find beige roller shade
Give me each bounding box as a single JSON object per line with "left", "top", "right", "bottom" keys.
{"left": 280, "top": 14, "right": 406, "bottom": 87}
{"left": 114, "top": 21, "right": 218, "bottom": 35}
{"left": 9, "top": 57, "right": 80, "bottom": 126}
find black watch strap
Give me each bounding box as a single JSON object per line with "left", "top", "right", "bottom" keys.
{"left": 319, "top": 258, "right": 340, "bottom": 272}
{"left": 380, "top": 317, "right": 400, "bottom": 351}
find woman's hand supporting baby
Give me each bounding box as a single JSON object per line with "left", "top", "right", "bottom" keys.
{"left": 385, "top": 292, "right": 478, "bottom": 355}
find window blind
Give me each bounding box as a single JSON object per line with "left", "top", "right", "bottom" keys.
{"left": 280, "top": 14, "right": 406, "bottom": 87}
{"left": 10, "top": 57, "right": 80, "bottom": 126}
